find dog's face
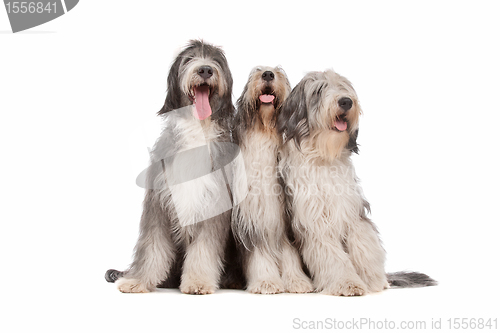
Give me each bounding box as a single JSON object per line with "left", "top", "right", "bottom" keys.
{"left": 278, "top": 70, "right": 361, "bottom": 159}
{"left": 236, "top": 66, "right": 291, "bottom": 132}
{"left": 242, "top": 66, "right": 290, "bottom": 111}
{"left": 159, "top": 40, "right": 233, "bottom": 122}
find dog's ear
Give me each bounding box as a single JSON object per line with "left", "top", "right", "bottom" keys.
{"left": 234, "top": 80, "right": 257, "bottom": 138}
{"left": 158, "top": 55, "right": 183, "bottom": 115}
{"left": 220, "top": 69, "right": 234, "bottom": 119}
{"left": 347, "top": 128, "right": 359, "bottom": 154}
{"left": 212, "top": 58, "right": 235, "bottom": 125}
{"left": 235, "top": 81, "right": 248, "bottom": 114}
{"left": 277, "top": 79, "right": 310, "bottom": 150}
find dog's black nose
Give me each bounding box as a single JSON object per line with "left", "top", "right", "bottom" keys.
{"left": 262, "top": 71, "right": 275, "bottom": 82}
{"left": 198, "top": 66, "right": 213, "bottom": 79}
{"left": 338, "top": 97, "right": 353, "bottom": 112}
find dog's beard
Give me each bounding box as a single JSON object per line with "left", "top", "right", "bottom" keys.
{"left": 258, "top": 103, "right": 277, "bottom": 129}
{"left": 309, "top": 130, "right": 350, "bottom": 160}
{"left": 257, "top": 84, "right": 282, "bottom": 129}
{"left": 243, "top": 86, "right": 279, "bottom": 130}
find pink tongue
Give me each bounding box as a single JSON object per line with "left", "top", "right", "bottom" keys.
{"left": 259, "top": 94, "right": 275, "bottom": 103}
{"left": 334, "top": 120, "right": 348, "bottom": 131}
{"left": 194, "top": 86, "right": 212, "bottom": 120}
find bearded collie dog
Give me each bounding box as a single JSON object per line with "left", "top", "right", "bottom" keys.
{"left": 231, "top": 66, "right": 313, "bottom": 294}
{"left": 105, "top": 40, "right": 242, "bottom": 294}
{"left": 277, "top": 70, "right": 436, "bottom": 295}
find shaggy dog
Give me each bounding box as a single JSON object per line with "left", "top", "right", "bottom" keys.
{"left": 232, "top": 66, "right": 313, "bottom": 294}
{"left": 277, "top": 70, "right": 436, "bottom": 296}
{"left": 105, "top": 40, "right": 240, "bottom": 294}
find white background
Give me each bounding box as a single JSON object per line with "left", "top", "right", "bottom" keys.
{"left": 1, "top": 1, "right": 499, "bottom": 332}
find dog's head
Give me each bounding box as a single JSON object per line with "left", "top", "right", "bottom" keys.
{"left": 158, "top": 40, "right": 234, "bottom": 124}
{"left": 235, "top": 66, "right": 291, "bottom": 134}
{"left": 277, "top": 69, "right": 361, "bottom": 159}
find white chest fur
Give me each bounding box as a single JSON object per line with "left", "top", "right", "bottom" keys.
{"left": 279, "top": 142, "right": 366, "bottom": 237}
{"left": 234, "top": 129, "right": 284, "bottom": 236}
{"left": 154, "top": 107, "right": 232, "bottom": 227}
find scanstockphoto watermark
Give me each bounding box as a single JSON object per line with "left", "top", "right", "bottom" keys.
{"left": 245, "top": 163, "right": 362, "bottom": 198}
{"left": 292, "top": 317, "right": 498, "bottom": 330}
{"left": 293, "top": 318, "right": 427, "bottom": 330}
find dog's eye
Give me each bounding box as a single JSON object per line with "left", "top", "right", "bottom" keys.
{"left": 182, "top": 57, "right": 193, "bottom": 65}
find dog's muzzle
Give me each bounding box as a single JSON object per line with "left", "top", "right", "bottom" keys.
{"left": 331, "top": 97, "right": 353, "bottom": 132}
{"left": 189, "top": 66, "right": 217, "bottom": 120}
{"left": 259, "top": 73, "right": 276, "bottom": 104}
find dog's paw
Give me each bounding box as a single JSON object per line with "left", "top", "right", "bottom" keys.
{"left": 180, "top": 280, "right": 216, "bottom": 295}
{"left": 284, "top": 276, "right": 314, "bottom": 293}
{"left": 247, "top": 280, "right": 285, "bottom": 294}
{"left": 116, "top": 278, "right": 152, "bottom": 293}
{"left": 322, "top": 280, "right": 367, "bottom": 296}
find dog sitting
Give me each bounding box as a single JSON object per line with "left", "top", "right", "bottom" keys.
{"left": 232, "top": 66, "right": 313, "bottom": 294}
{"left": 277, "top": 69, "right": 436, "bottom": 296}
{"left": 105, "top": 40, "right": 238, "bottom": 294}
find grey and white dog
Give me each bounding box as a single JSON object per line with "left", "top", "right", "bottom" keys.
{"left": 232, "top": 66, "right": 313, "bottom": 294}
{"left": 105, "top": 40, "right": 242, "bottom": 294}
{"left": 277, "top": 70, "right": 436, "bottom": 296}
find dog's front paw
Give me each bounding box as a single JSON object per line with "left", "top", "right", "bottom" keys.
{"left": 322, "top": 280, "right": 367, "bottom": 296}
{"left": 116, "top": 278, "right": 152, "bottom": 293}
{"left": 180, "top": 279, "right": 216, "bottom": 295}
{"left": 284, "top": 276, "right": 314, "bottom": 293}
{"left": 247, "top": 280, "right": 285, "bottom": 294}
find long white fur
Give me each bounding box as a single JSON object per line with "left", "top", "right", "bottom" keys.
{"left": 117, "top": 107, "right": 231, "bottom": 293}
{"left": 155, "top": 108, "right": 232, "bottom": 227}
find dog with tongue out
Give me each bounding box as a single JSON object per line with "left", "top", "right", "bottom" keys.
{"left": 276, "top": 70, "right": 437, "bottom": 296}
{"left": 105, "top": 40, "right": 242, "bottom": 295}
{"left": 231, "top": 66, "right": 314, "bottom": 294}
{"left": 159, "top": 41, "right": 234, "bottom": 126}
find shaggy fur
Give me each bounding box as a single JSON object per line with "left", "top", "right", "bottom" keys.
{"left": 277, "top": 70, "right": 436, "bottom": 296}
{"left": 105, "top": 40, "right": 242, "bottom": 294}
{"left": 232, "top": 66, "right": 313, "bottom": 294}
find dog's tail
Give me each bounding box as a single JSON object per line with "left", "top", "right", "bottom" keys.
{"left": 387, "top": 271, "right": 437, "bottom": 288}
{"left": 105, "top": 269, "right": 124, "bottom": 283}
